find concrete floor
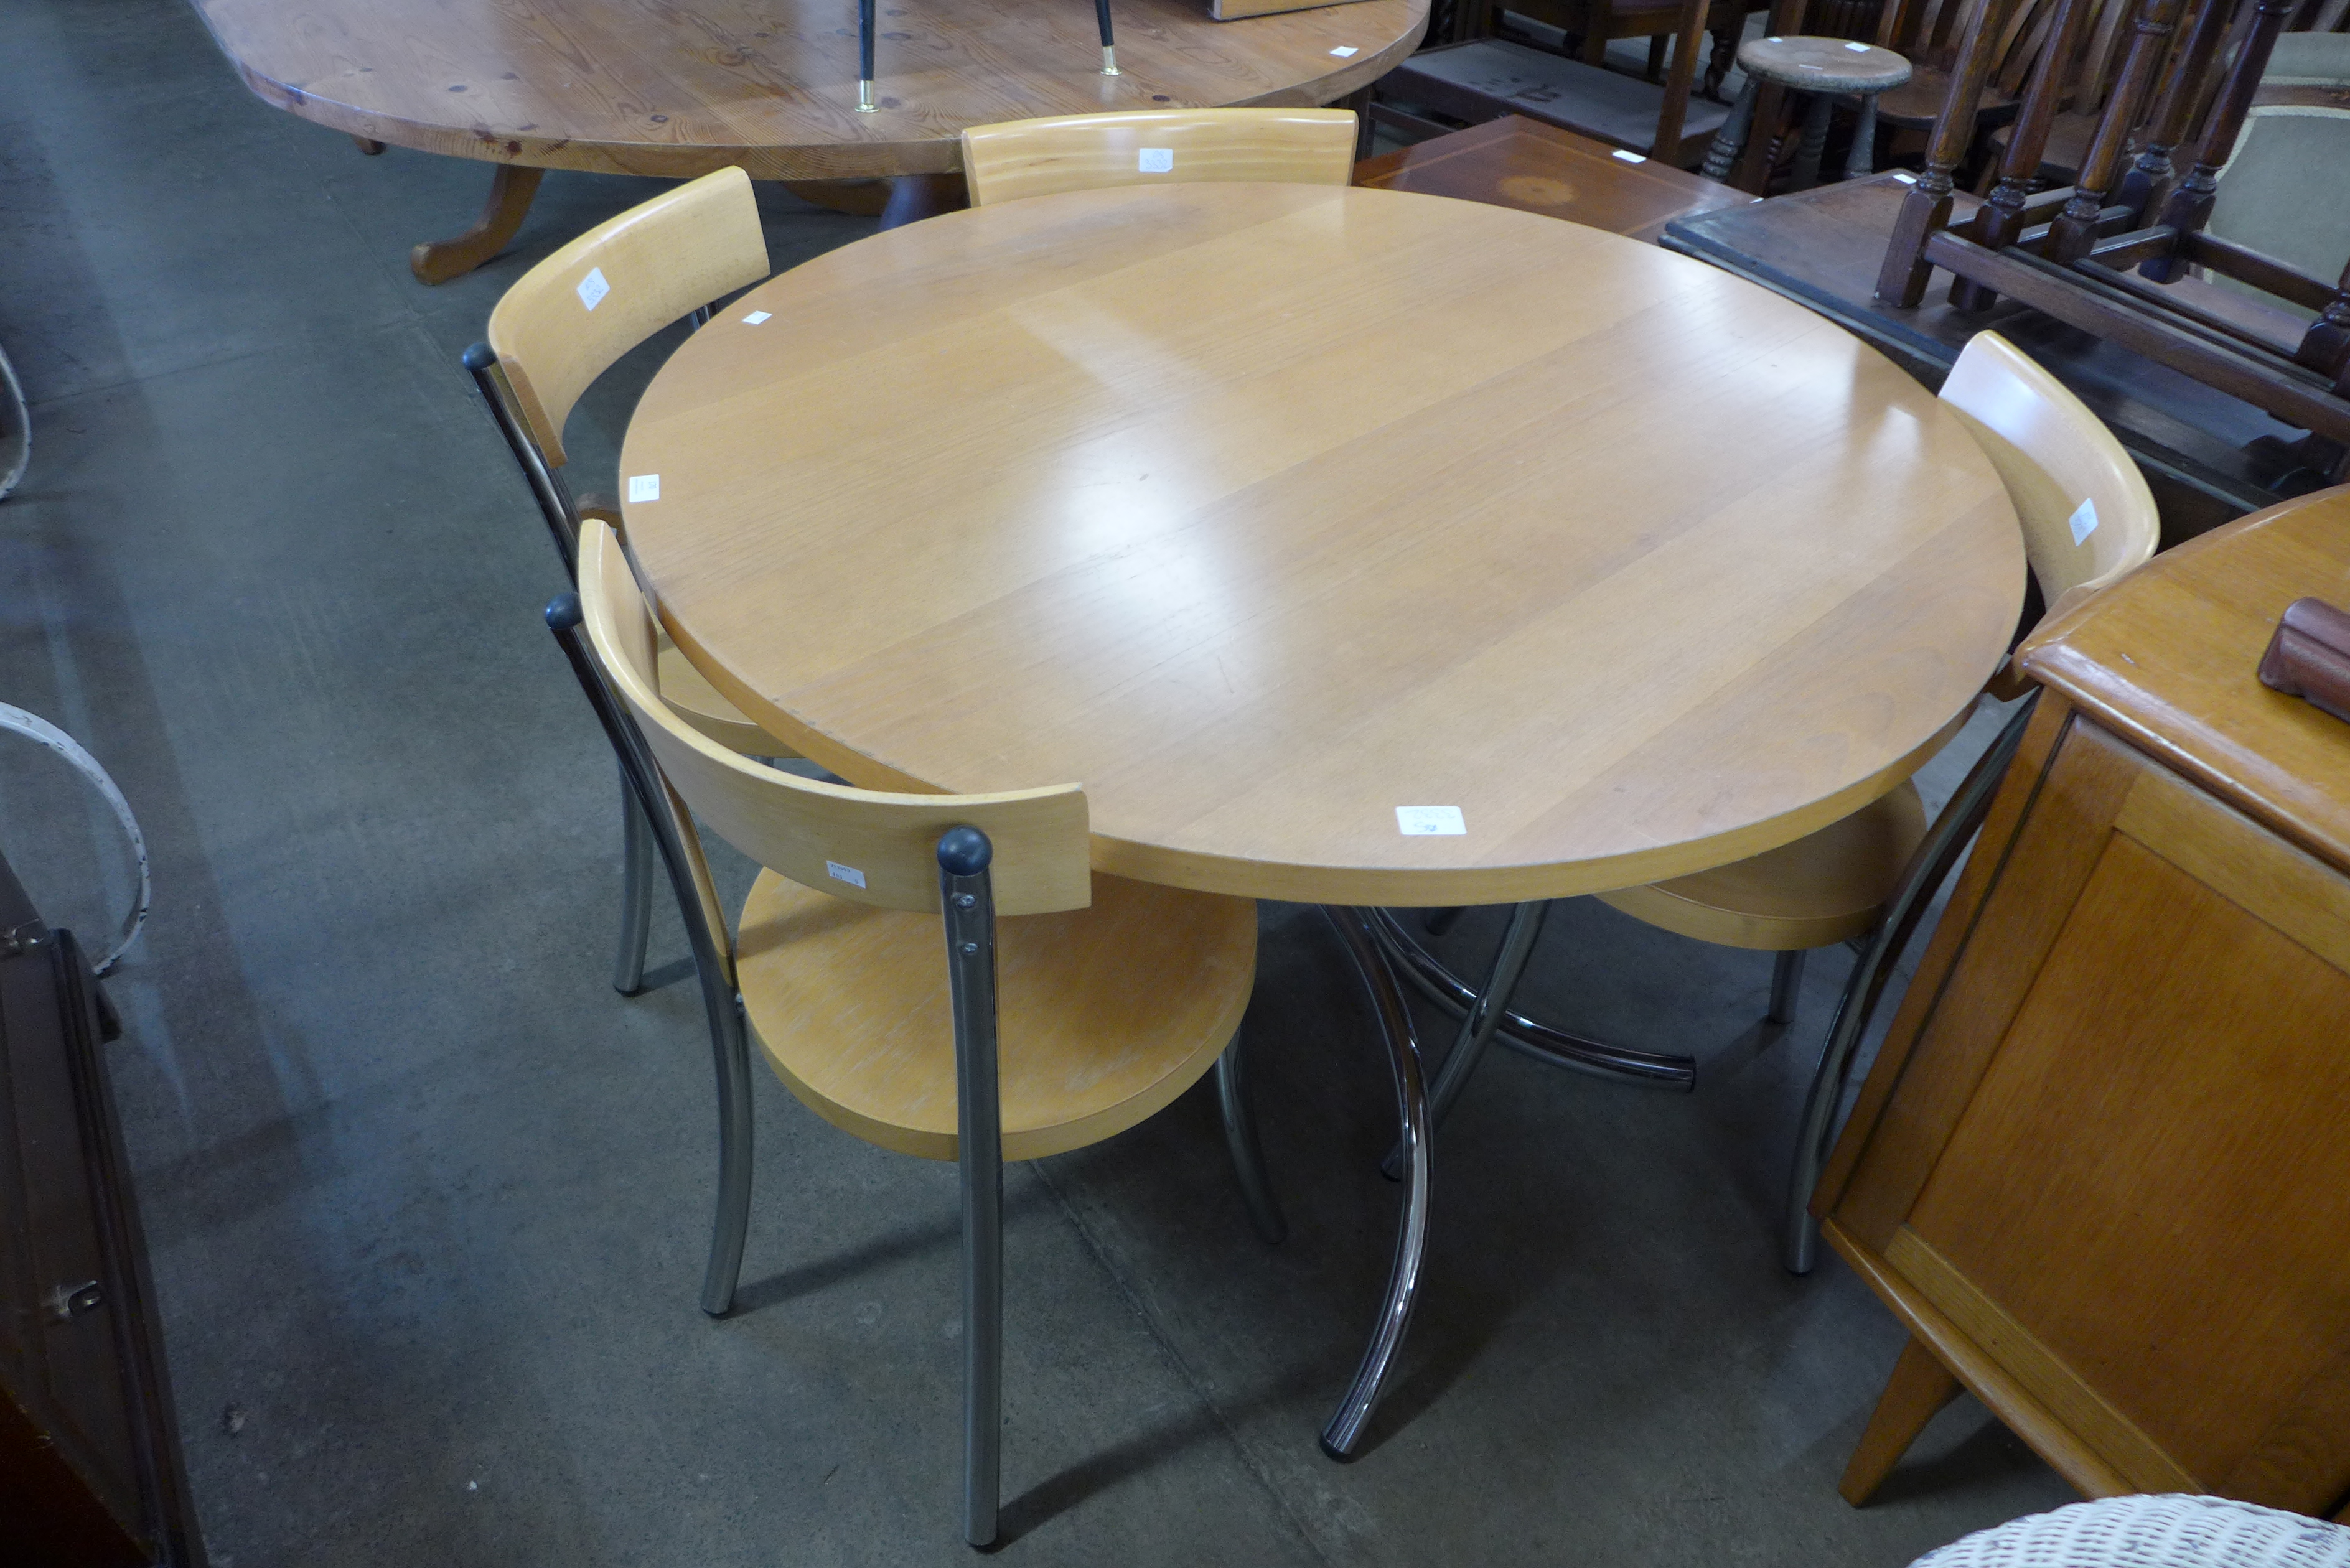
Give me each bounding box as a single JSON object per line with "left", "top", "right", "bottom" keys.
{"left": 0, "top": 2, "right": 2076, "bottom": 1561}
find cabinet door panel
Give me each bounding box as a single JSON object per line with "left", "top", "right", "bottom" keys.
{"left": 1900, "top": 743, "right": 2350, "bottom": 1508}
{"left": 1835, "top": 714, "right": 2142, "bottom": 1251}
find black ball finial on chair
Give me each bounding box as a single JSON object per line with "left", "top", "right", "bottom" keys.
{"left": 936, "top": 826, "right": 993, "bottom": 876}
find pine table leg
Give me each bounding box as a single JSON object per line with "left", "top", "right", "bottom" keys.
{"left": 410, "top": 164, "right": 546, "bottom": 286}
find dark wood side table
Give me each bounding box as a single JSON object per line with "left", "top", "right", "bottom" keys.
{"left": 1354, "top": 114, "right": 1751, "bottom": 240}
{"left": 1813, "top": 484, "right": 2350, "bottom": 1523}
{"left": 0, "top": 852, "right": 204, "bottom": 1566}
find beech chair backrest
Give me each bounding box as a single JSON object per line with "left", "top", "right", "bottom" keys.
{"left": 1939, "top": 331, "right": 2160, "bottom": 607}
{"left": 575, "top": 521, "right": 1092, "bottom": 920}
{"left": 959, "top": 108, "right": 1357, "bottom": 207}
{"left": 486, "top": 166, "right": 769, "bottom": 467}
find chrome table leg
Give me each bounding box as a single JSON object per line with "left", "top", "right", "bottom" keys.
{"left": 1370, "top": 910, "right": 1696, "bottom": 1090}
{"left": 1317, "top": 906, "right": 1430, "bottom": 1462}
{"left": 1380, "top": 900, "right": 1550, "bottom": 1178}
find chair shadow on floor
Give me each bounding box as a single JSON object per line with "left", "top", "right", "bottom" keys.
{"left": 720, "top": 1182, "right": 1057, "bottom": 1317}
{"left": 630, "top": 955, "right": 696, "bottom": 994}
{"left": 993, "top": 1368, "right": 1334, "bottom": 1546}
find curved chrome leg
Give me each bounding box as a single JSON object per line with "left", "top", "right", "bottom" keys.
{"left": 940, "top": 836, "right": 1005, "bottom": 1550}
{"left": 1783, "top": 696, "right": 2038, "bottom": 1274}
{"left": 1370, "top": 910, "right": 1696, "bottom": 1090}
{"left": 1380, "top": 900, "right": 1549, "bottom": 1179}
{"left": 1216, "top": 1029, "right": 1286, "bottom": 1244}
{"left": 1767, "top": 949, "right": 1806, "bottom": 1027}
{"left": 613, "top": 771, "right": 654, "bottom": 996}
{"left": 698, "top": 994, "right": 755, "bottom": 1316}
{"left": 1316, "top": 906, "right": 1429, "bottom": 1462}
{"left": 545, "top": 596, "right": 757, "bottom": 1318}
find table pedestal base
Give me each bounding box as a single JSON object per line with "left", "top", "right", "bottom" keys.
{"left": 411, "top": 163, "right": 545, "bottom": 285}
{"left": 1369, "top": 908, "right": 1698, "bottom": 1093}
{"left": 1314, "top": 907, "right": 1429, "bottom": 1460}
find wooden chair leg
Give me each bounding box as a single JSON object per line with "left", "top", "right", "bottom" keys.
{"left": 1839, "top": 1335, "right": 1963, "bottom": 1506}
{"left": 410, "top": 163, "right": 545, "bottom": 285}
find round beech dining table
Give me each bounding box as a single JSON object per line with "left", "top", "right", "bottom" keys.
{"left": 618, "top": 182, "right": 2025, "bottom": 1458}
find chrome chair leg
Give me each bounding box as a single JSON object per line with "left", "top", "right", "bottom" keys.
{"left": 1380, "top": 900, "right": 1549, "bottom": 1178}
{"left": 940, "top": 829, "right": 1004, "bottom": 1549}
{"left": 546, "top": 595, "right": 757, "bottom": 1318}
{"left": 1766, "top": 949, "right": 1805, "bottom": 1027}
{"left": 1216, "top": 1029, "right": 1286, "bottom": 1244}
{"left": 614, "top": 772, "right": 654, "bottom": 995}
{"left": 698, "top": 991, "right": 755, "bottom": 1317}
{"left": 1783, "top": 696, "right": 2038, "bottom": 1274}
{"left": 1318, "top": 906, "right": 1430, "bottom": 1461}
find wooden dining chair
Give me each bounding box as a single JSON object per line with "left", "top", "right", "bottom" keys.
{"left": 1416, "top": 332, "right": 2158, "bottom": 1272}
{"left": 548, "top": 518, "right": 1276, "bottom": 1549}
{"left": 463, "top": 165, "right": 787, "bottom": 996}
{"left": 958, "top": 108, "right": 1359, "bottom": 207}
{"left": 1373, "top": 0, "right": 1735, "bottom": 170}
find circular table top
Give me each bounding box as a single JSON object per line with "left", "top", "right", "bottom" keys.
{"left": 190, "top": 0, "right": 1426, "bottom": 180}
{"left": 621, "top": 184, "right": 2023, "bottom": 905}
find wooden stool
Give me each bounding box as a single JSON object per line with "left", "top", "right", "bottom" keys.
{"left": 1702, "top": 37, "right": 1911, "bottom": 189}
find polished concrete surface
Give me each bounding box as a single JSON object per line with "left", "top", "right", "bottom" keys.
{"left": 0, "top": 3, "right": 2075, "bottom": 1561}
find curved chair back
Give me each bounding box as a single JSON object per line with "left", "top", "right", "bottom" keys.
{"left": 575, "top": 521, "right": 1092, "bottom": 919}
{"left": 1939, "top": 330, "right": 2160, "bottom": 608}
{"left": 959, "top": 108, "right": 1357, "bottom": 208}
{"left": 487, "top": 166, "right": 769, "bottom": 467}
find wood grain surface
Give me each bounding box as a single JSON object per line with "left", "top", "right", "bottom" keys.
{"left": 620, "top": 183, "right": 2025, "bottom": 904}
{"left": 1351, "top": 115, "right": 1753, "bottom": 243}
{"left": 190, "top": 0, "right": 1426, "bottom": 180}
{"left": 2020, "top": 485, "right": 2350, "bottom": 872}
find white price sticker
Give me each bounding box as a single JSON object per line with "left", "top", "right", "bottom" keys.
{"left": 1397, "top": 806, "right": 1466, "bottom": 836}
{"left": 1845, "top": 39, "right": 1870, "bottom": 49}
{"left": 1611, "top": 149, "right": 1647, "bottom": 163}
{"left": 627, "top": 474, "right": 660, "bottom": 503}
{"left": 742, "top": 310, "right": 772, "bottom": 325}
{"left": 1138, "top": 147, "right": 1174, "bottom": 173}
{"left": 2069, "top": 497, "right": 2100, "bottom": 544}
{"left": 1331, "top": 44, "right": 1359, "bottom": 55}
{"left": 826, "top": 861, "right": 867, "bottom": 889}
{"left": 576, "top": 266, "right": 611, "bottom": 311}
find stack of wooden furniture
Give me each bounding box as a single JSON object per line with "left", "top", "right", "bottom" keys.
{"left": 1875, "top": 0, "right": 2350, "bottom": 482}
{"left": 1372, "top": 0, "right": 1738, "bottom": 166}
{"left": 1815, "top": 484, "right": 2350, "bottom": 1521}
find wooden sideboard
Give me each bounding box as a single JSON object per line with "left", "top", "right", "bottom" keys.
{"left": 1814, "top": 484, "right": 2350, "bottom": 1522}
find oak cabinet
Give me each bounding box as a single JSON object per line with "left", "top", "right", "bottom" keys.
{"left": 1816, "top": 485, "right": 2350, "bottom": 1522}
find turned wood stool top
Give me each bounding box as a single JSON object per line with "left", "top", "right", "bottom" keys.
{"left": 1738, "top": 37, "right": 1913, "bottom": 93}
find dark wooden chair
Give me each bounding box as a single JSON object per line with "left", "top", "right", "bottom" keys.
{"left": 1877, "top": 0, "right": 2350, "bottom": 482}
{"left": 1505, "top": 0, "right": 1769, "bottom": 98}
{"left": 1374, "top": 0, "right": 1736, "bottom": 164}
